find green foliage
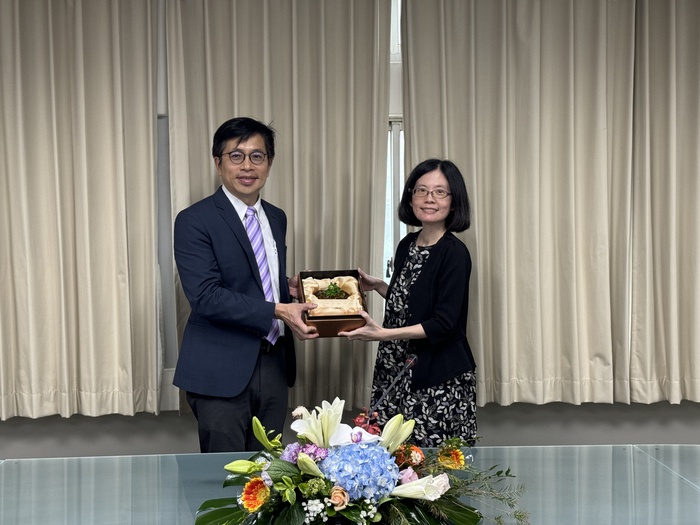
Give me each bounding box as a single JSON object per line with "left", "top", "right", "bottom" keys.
{"left": 316, "top": 282, "right": 348, "bottom": 299}
{"left": 273, "top": 476, "right": 298, "bottom": 504}
{"left": 270, "top": 502, "right": 305, "bottom": 525}
{"left": 195, "top": 499, "right": 245, "bottom": 525}
{"left": 266, "top": 459, "right": 301, "bottom": 482}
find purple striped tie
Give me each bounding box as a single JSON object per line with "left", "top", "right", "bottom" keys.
{"left": 245, "top": 206, "right": 280, "bottom": 344}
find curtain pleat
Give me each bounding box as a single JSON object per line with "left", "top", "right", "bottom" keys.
{"left": 166, "top": 0, "right": 391, "bottom": 409}
{"left": 2, "top": 0, "right": 697, "bottom": 421}
{"left": 404, "top": 0, "right": 699, "bottom": 404}
{"left": 403, "top": 0, "right": 636, "bottom": 404}
{"left": 0, "top": 0, "right": 160, "bottom": 419}
{"left": 629, "top": 0, "right": 700, "bottom": 402}
{"left": 403, "top": 1, "right": 698, "bottom": 404}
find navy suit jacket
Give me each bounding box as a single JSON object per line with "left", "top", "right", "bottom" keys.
{"left": 173, "top": 187, "right": 295, "bottom": 398}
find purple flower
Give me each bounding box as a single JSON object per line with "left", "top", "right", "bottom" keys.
{"left": 302, "top": 443, "right": 329, "bottom": 461}
{"left": 280, "top": 442, "right": 302, "bottom": 463}
{"left": 280, "top": 442, "right": 329, "bottom": 464}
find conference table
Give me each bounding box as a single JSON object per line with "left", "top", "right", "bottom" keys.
{"left": 1, "top": 445, "right": 699, "bottom": 524}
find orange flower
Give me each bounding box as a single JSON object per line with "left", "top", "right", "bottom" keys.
{"left": 439, "top": 447, "right": 465, "bottom": 469}
{"left": 394, "top": 444, "right": 425, "bottom": 467}
{"left": 241, "top": 477, "right": 270, "bottom": 512}
{"left": 408, "top": 445, "right": 425, "bottom": 466}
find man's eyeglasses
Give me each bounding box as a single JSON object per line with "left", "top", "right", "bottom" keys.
{"left": 222, "top": 150, "right": 269, "bottom": 165}
{"left": 411, "top": 188, "right": 451, "bottom": 199}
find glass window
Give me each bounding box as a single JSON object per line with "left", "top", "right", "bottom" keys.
{"left": 383, "top": 0, "right": 405, "bottom": 280}
{"left": 384, "top": 121, "right": 406, "bottom": 279}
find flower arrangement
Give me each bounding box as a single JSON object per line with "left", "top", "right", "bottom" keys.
{"left": 196, "top": 398, "right": 529, "bottom": 525}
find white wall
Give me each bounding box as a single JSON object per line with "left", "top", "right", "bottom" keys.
{"left": 2, "top": 402, "right": 698, "bottom": 460}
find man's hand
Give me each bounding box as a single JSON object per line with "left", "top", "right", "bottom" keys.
{"left": 275, "top": 302, "right": 319, "bottom": 340}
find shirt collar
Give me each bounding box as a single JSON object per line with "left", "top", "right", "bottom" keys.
{"left": 221, "top": 185, "right": 260, "bottom": 222}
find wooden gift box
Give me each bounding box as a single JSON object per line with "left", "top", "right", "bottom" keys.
{"left": 297, "top": 269, "right": 368, "bottom": 338}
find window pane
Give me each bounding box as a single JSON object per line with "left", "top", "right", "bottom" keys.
{"left": 384, "top": 121, "right": 406, "bottom": 279}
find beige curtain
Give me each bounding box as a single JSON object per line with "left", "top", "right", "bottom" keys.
{"left": 166, "top": 0, "right": 391, "bottom": 409}
{"left": 403, "top": 0, "right": 700, "bottom": 405}
{"left": 0, "top": 0, "right": 160, "bottom": 418}
{"left": 630, "top": 0, "right": 700, "bottom": 403}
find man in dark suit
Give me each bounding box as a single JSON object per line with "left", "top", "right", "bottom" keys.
{"left": 173, "top": 117, "right": 318, "bottom": 452}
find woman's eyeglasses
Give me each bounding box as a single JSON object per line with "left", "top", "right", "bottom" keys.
{"left": 411, "top": 188, "right": 451, "bottom": 199}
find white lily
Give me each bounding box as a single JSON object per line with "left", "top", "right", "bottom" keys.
{"left": 296, "top": 452, "right": 325, "bottom": 478}
{"left": 380, "top": 414, "right": 415, "bottom": 453}
{"left": 329, "top": 424, "right": 382, "bottom": 446}
{"left": 290, "top": 414, "right": 324, "bottom": 446}
{"left": 290, "top": 397, "right": 345, "bottom": 448}
{"left": 389, "top": 474, "right": 450, "bottom": 501}
{"left": 319, "top": 398, "right": 344, "bottom": 446}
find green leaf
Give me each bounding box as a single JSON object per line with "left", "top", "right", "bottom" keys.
{"left": 266, "top": 458, "right": 301, "bottom": 482}
{"left": 197, "top": 497, "right": 240, "bottom": 513}
{"left": 409, "top": 505, "right": 446, "bottom": 525}
{"left": 271, "top": 501, "right": 306, "bottom": 525}
{"left": 242, "top": 513, "right": 263, "bottom": 525}
{"left": 247, "top": 508, "right": 277, "bottom": 525}
{"left": 224, "top": 474, "right": 250, "bottom": 487}
{"left": 434, "top": 498, "right": 483, "bottom": 525}
{"left": 338, "top": 505, "right": 365, "bottom": 522}
{"left": 389, "top": 500, "right": 445, "bottom": 525}
{"left": 285, "top": 486, "right": 297, "bottom": 505}
{"left": 194, "top": 506, "right": 246, "bottom": 525}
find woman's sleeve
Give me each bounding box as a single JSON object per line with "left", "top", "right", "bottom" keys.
{"left": 420, "top": 240, "right": 472, "bottom": 343}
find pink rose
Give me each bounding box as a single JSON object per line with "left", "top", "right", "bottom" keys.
{"left": 399, "top": 467, "right": 420, "bottom": 485}
{"left": 329, "top": 486, "right": 350, "bottom": 510}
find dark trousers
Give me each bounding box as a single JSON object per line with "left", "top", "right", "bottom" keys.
{"left": 186, "top": 346, "right": 288, "bottom": 452}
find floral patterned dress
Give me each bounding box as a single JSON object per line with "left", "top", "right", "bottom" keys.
{"left": 370, "top": 241, "right": 477, "bottom": 447}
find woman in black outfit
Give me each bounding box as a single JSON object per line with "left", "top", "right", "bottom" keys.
{"left": 340, "top": 158, "right": 476, "bottom": 447}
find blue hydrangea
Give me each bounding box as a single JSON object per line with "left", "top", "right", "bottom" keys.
{"left": 319, "top": 443, "right": 399, "bottom": 502}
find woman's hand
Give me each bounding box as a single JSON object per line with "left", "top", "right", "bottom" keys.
{"left": 287, "top": 274, "right": 300, "bottom": 300}
{"left": 358, "top": 267, "right": 388, "bottom": 298}
{"left": 340, "top": 310, "right": 427, "bottom": 342}
{"left": 338, "top": 310, "right": 387, "bottom": 341}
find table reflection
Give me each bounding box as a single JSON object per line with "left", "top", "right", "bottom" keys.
{"left": 1, "top": 445, "right": 699, "bottom": 524}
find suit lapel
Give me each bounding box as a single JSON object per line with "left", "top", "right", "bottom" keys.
{"left": 213, "top": 188, "right": 262, "bottom": 288}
